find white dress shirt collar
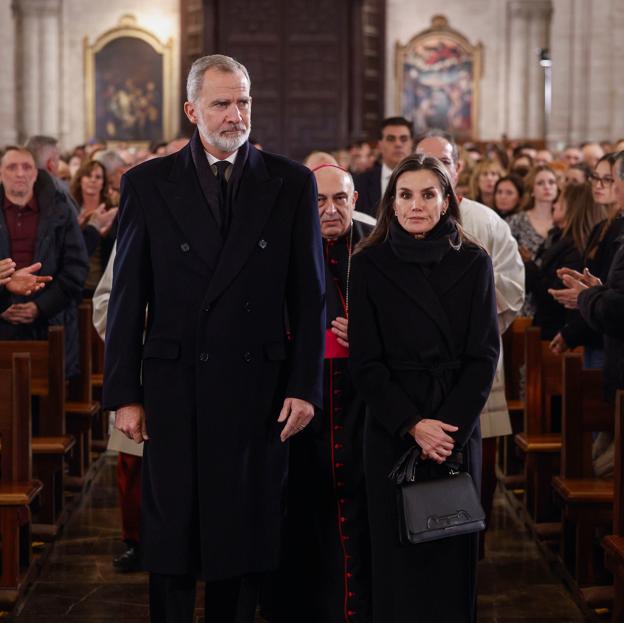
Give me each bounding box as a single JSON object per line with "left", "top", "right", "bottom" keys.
{"left": 205, "top": 150, "right": 238, "bottom": 167}
{"left": 381, "top": 162, "right": 394, "bottom": 196}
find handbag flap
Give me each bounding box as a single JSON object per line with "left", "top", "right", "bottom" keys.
{"left": 399, "top": 472, "right": 485, "bottom": 543}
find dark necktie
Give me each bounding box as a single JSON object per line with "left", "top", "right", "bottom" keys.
{"left": 214, "top": 160, "right": 230, "bottom": 233}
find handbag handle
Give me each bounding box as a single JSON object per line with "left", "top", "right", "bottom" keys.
{"left": 388, "top": 445, "right": 463, "bottom": 485}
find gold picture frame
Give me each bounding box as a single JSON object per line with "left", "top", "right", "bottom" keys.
{"left": 395, "top": 15, "right": 483, "bottom": 140}
{"left": 84, "top": 14, "right": 173, "bottom": 142}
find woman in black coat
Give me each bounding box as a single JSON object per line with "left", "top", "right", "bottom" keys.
{"left": 348, "top": 155, "right": 499, "bottom": 623}
{"left": 528, "top": 182, "right": 606, "bottom": 340}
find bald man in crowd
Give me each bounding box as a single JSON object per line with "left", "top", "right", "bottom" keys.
{"left": 269, "top": 164, "right": 373, "bottom": 623}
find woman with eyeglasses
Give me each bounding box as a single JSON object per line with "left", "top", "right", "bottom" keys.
{"left": 550, "top": 152, "right": 624, "bottom": 368}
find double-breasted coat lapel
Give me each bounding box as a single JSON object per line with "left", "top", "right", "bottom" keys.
{"left": 203, "top": 146, "right": 283, "bottom": 306}
{"left": 155, "top": 143, "right": 223, "bottom": 270}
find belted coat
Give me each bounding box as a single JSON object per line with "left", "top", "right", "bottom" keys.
{"left": 348, "top": 234, "right": 499, "bottom": 623}
{"left": 102, "top": 134, "right": 325, "bottom": 580}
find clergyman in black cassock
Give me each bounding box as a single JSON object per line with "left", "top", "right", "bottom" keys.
{"left": 269, "top": 164, "right": 373, "bottom": 623}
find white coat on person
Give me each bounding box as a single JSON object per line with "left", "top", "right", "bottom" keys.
{"left": 460, "top": 197, "right": 525, "bottom": 438}
{"left": 92, "top": 243, "right": 143, "bottom": 457}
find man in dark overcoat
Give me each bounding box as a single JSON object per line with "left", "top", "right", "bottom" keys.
{"left": 102, "top": 55, "right": 325, "bottom": 623}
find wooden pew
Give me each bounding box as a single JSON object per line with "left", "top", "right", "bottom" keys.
{"left": 502, "top": 316, "right": 533, "bottom": 413}
{"left": 0, "top": 354, "right": 43, "bottom": 604}
{"left": 65, "top": 302, "right": 101, "bottom": 483}
{"left": 514, "top": 327, "right": 565, "bottom": 524}
{"left": 0, "top": 329, "right": 75, "bottom": 527}
{"left": 603, "top": 391, "right": 624, "bottom": 622}
{"left": 552, "top": 353, "right": 613, "bottom": 586}
{"left": 498, "top": 316, "right": 532, "bottom": 484}
{"left": 0, "top": 327, "right": 65, "bottom": 436}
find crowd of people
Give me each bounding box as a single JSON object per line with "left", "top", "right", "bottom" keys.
{"left": 1, "top": 52, "right": 623, "bottom": 623}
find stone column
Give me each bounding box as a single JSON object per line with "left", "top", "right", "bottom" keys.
{"left": 0, "top": 1, "right": 17, "bottom": 145}
{"left": 526, "top": 2, "right": 552, "bottom": 138}
{"left": 507, "top": 1, "right": 531, "bottom": 138}
{"left": 14, "top": 0, "right": 62, "bottom": 140}
{"left": 507, "top": 0, "right": 553, "bottom": 140}
{"left": 39, "top": 1, "right": 61, "bottom": 135}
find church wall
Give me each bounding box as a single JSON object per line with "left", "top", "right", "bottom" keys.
{"left": 2, "top": 1, "right": 624, "bottom": 150}
{"left": 550, "top": 0, "right": 624, "bottom": 147}
{"left": 386, "top": 0, "right": 624, "bottom": 145}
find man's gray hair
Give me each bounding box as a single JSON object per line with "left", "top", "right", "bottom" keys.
{"left": 186, "top": 54, "right": 251, "bottom": 103}
{"left": 416, "top": 129, "right": 460, "bottom": 164}
{"left": 94, "top": 149, "right": 126, "bottom": 176}
{"left": 24, "top": 135, "right": 58, "bottom": 168}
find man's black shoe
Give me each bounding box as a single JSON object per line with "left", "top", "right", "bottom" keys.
{"left": 113, "top": 544, "right": 140, "bottom": 572}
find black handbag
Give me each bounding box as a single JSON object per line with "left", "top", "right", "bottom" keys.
{"left": 389, "top": 446, "right": 485, "bottom": 545}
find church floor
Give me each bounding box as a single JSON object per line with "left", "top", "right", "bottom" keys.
{"left": 13, "top": 456, "right": 589, "bottom": 623}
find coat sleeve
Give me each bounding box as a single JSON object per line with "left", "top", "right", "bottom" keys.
{"left": 348, "top": 255, "right": 423, "bottom": 436}
{"left": 578, "top": 286, "right": 624, "bottom": 339}
{"left": 434, "top": 255, "right": 500, "bottom": 448}
{"left": 489, "top": 217, "right": 525, "bottom": 332}
{"left": 559, "top": 312, "right": 595, "bottom": 348}
{"left": 527, "top": 244, "right": 582, "bottom": 327}
{"left": 102, "top": 175, "right": 150, "bottom": 411}
{"left": 284, "top": 171, "right": 325, "bottom": 410}
{"left": 0, "top": 286, "right": 9, "bottom": 313}
{"left": 92, "top": 242, "right": 116, "bottom": 340}
{"left": 34, "top": 205, "right": 89, "bottom": 319}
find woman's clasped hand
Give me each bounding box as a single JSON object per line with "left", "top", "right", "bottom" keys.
{"left": 410, "top": 418, "right": 458, "bottom": 463}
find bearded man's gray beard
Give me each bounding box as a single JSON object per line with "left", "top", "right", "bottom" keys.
{"left": 200, "top": 124, "right": 251, "bottom": 153}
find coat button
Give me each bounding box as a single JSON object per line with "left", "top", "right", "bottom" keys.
{"left": 258, "top": 239, "right": 268, "bottom": 249}
{"left": 243, "top": 351, "right": 252, "bottom": 363}
{"left": 199, "top": 352, "right": 209, "bottom": 362}
{"left": 180, "top": 243, "right": 190, "bottom": 252}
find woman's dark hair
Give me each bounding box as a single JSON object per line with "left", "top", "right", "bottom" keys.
{"left": 568, "top": 162, "right": 592, "bottom": 182}
{"left": 510, "top": 153, "right": 534, "bottom": 178}
{"left": 521, "top": 164, "right": 559, "bottom": 211}
{"left": 356, "top": 154, "right": 462, "bottom": 252}
{"left": 486, "top": 143, "right": 510, "bottom": 171}
{"left": 70, "top": 159, "right": 111, "bottom": 209}
{"left": 493, "top": 174, "right": 525, "bottom": 215}
{"left": 560, "top": 182, "right": 608, "bottom": 253}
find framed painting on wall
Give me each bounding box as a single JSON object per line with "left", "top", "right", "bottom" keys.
{"left": 85, "top": 15, "right": 173, "bottom": 142}
{"left": 395, "top": 15, "right": 483, "bottom": 140}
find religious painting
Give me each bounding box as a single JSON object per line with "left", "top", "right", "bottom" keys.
{"left": 85, "top": 15, "right": 173, "bottom": 142}
{"left": 395, "top": 15, "right": 483, "bottom": 140}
